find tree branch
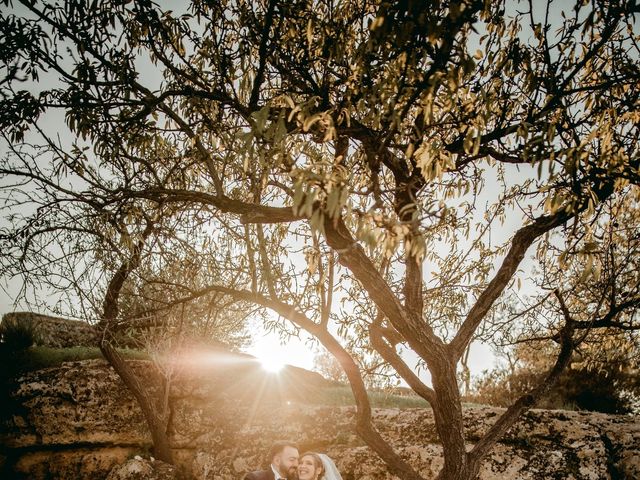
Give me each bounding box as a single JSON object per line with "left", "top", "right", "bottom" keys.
{"left": 119, "top": 188, "right": 303, "bottom": 224}
{"left": 249, "top": 0, "right": 277, "bottom": 109}
{"left": 323, "top": 215, "right": 445, "bottom": 366}
{"left": 467, "top": 303, "right": 576, "bottom": 470}
{"left": 450, "top": 210, "right": 573, "bottom": 360}
{"left": 369, "top": 319, "right": 436, "bottom": 405}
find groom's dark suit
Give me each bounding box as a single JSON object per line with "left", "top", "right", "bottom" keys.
{"left": 243, "top": 470, "right": 276, "bottom": 480}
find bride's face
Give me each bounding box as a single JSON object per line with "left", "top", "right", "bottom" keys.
{"left": 298, "top": 455, "right": 322, "bottom": 480}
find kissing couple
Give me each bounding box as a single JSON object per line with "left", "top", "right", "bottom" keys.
{"left": 243, "top": 440, "right": 342, "bottom": 480}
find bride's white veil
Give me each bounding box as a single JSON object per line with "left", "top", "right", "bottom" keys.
{"left": 318, "top": 453, "right": 343, "bottom": 480}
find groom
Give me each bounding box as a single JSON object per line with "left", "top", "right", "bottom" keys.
{"left": 243, "top": 440, "right": 299, "bottom": 480}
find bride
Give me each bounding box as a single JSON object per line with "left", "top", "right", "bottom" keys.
{"left": 297, "top": 452, "right": 343, "bottom": 480}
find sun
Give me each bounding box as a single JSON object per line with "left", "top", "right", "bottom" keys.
{"left": 258, "top": 353, "right": 286, "bottom": 373}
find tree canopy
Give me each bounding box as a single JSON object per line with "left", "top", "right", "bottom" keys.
{"left": 1, "top": 0, "right": 640, "bottom": 479}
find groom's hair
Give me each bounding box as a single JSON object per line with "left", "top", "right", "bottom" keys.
{"left": 268, "top": 440, "right": 299, "bottom": 462}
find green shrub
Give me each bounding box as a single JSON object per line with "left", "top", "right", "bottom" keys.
{"left": 470, "top": 366, "right": 639, "bottom": 414}
{"left": 0, "top": 315, "right": 39, "bottom": 351}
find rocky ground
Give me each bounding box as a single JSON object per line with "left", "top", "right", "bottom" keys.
{"left": 1, "top": 358, "right": 638, "bottom": 479}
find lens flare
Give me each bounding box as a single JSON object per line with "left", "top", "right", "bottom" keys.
{"left": 258, "top": 353, "right": 286, "bottom": 372}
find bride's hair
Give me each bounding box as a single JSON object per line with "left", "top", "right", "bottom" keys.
{"left": 300, "top": 452, "right": 325, "bottom": 480}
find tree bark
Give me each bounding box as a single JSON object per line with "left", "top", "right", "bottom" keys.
{"left": 100, "top": 342, "right": 174, "bottom": 463}
{"left": 430, "top": 359, "right": 471, "bottom": 480}
{"left": 98, "top": 225, "right": 174, "bottom": 463}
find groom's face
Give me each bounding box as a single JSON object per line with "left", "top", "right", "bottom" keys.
{"left": 274, "top": 446, "right": 299, "bottom": 479}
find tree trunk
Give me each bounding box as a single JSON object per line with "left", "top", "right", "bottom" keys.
{"left": 100, "top": 341, "right": 174, "bottom": 463}
{"left": 431, "top": 360, "right": 472, "bottom": 480}
{"left": 96, "top": 226, "right": 175, "bottom": 462}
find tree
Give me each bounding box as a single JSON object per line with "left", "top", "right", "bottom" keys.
{"left": 0, "top": 143, "right": 251, "bottom": 461}
{"left": 2, "top": 1, "right": 640, "bottom": 479}
{"left": 473, "top": 197, "right": 640, "bottom": 413}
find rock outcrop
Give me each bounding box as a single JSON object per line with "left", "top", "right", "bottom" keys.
{"left": 0, "top": 312, "right": 98, "bottom": 348}
{"left": 1, "top": 359, "right": 638, "bottom": 479}
{"left": 106, "top": 456, "right": 179, "bottom": 480}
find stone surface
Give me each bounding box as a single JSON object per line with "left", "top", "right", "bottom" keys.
{"left": 106, "top": 456, "right": 180, "bottom": 480}
{"left": 1, "top": 312, "right": 98, "bottom": 348}
{"left": 9, "top": 447, "right": 138, "bottom": 480}
{"left": 1, "top": 359, "right": 153, "bottom": 449}
{"left": 1, "top": 359, "right": 638, "bottom": 480}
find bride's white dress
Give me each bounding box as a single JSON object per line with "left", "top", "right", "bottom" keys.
{"left": 318, "top": 454, "right": 343, "bottom": 480}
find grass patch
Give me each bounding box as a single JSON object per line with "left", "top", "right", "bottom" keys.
{"left": 0, "top": 345, "right": 148, "bottom": 380}
{"left": 308, "top": 385, "right": 431, "bottom": 409}
{"left": 306, "top": 386, "right": 487, "bottom": 409}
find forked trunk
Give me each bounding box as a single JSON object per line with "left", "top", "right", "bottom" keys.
{"left": 431, "top": 361, "right": 473, "bottom": 480}
{"left": 100, "top": 342, "right": 174, "bottom": 463}
{"left": 96, "top": 228, "right": 173, "bottom": 459}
